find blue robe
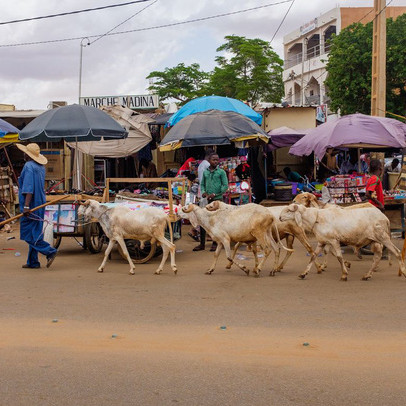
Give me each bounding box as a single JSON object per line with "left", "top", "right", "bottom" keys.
{"left": 19, "top": 160, "right": 56, "bottom": 268}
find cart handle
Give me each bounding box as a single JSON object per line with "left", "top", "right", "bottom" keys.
{"left": 0, "top": 195, "right": 70, "bottom": 228}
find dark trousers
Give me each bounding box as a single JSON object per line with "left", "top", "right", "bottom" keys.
{"left": 200, "top": 227, "right": 206, "bottom": 247}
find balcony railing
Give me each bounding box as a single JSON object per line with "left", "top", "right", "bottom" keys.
{"left": 284, "top": 43, "right": 329, "bottom": 70}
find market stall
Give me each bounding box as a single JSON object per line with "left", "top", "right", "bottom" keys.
{"left": 160, "top": 109, "right": 270, "bottom": 205}
{"left": 287, "top": 113, "right": 406, "bottom": 234}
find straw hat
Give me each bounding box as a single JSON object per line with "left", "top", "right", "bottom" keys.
{"left": 16, "top": 143, "right": 48, "bottom": 165}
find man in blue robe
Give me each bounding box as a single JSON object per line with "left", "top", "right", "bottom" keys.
{"left": 17, "top": 143, "right": 57, "bottom": 269}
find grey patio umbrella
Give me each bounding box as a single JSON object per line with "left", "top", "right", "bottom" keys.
{"left": 159, "top": 110, "right": 269, "bottom": 151}
{"left": 19, "top": 104, "right": 128, "bottom": 142}
{"left": 19, "top": 104, "right": 128, "bottom": 189}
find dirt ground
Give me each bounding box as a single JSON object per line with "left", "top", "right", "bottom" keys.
{"left": 1, "top": 224, "right": 406, "bottom": 406}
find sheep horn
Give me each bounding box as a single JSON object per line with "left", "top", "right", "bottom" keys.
{"left": 206, "top": 201, "right": 220, "bottom": 211}
{"left": 182, "top": 204, "right": 195, "bottom": 213}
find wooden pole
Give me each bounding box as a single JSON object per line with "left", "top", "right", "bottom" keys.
{"left": 371, "top": 0, "right": 386, "bottom": 117}
{"left": 0, "top": 195, "right": 69, "bottom": 228}
{"left": 3, "top": 146, "right": 19, "bottom": 185}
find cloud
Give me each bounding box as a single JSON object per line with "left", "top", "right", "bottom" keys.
{"left": 1, "top": 0, "right": 405, "bottom": 109}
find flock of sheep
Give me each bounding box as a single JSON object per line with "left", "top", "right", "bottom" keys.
{"left": 78, "top": 193, "right": 406, "bottom": 282}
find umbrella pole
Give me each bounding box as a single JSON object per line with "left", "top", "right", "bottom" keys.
{"left": 358, "top": 148, "right": 361, "bottom": 173}
{"left": 75, "top": 138, "right": 81, "bottom": 191}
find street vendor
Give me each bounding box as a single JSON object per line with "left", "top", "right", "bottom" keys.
{"left": 365, "top": 159, "right": 385, "bottom": 212}
{"left": 17, "top": 143, "right": 57, "bottom": 269}
{"left": 193, "top": 152, "right": 228, "bottom": 252}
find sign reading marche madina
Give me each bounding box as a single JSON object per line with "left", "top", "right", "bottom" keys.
{"left": 79, "top": 94, "right": 159, "bottom": 109}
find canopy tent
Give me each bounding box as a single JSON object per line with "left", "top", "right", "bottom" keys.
{"left": 67, "top": 105, "right": 154, "bottom": 157}
{"left": 289, "top": 113, "right": 406, "bottom": 160}
{"left": 160, "top": 110, "right": 269, "bottom": 151}
{"left": 0, "top": 118, "right": 19, "bottom": 144}
{"left": 166, "top": 95, "right": 262, "bottom": 127}
{"left": 267, "top": 126, "right": 307, "bottom": 151}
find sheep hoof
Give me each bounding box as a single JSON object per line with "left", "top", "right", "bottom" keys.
{"left": 357, "top": 254, "right": 363, "bottom": 260}
{"left": 298, "top": 274, "right": 306, "bottom": 279}
{"left": 205, "top": 270, "right": 213, "bottom": 275}
{"left": 154, "top": 270, "right": 161, "bottom": 275}
{"left": 97, "top": 268, "right": 104, "bottom": 273}
{"left": 269, "top": 270, "right": 275, "bottom": 277}
{"left": 173, "top": 268, "right": 178, "bottom": 275}
{"left": 362, "top": 275, "right": 371, "bottom": 281}
{"left": 345, "top": 261, "right": 351, "bottom": 268}
{"left": 340, "top": 276, "right": 348, "bottom": 281}
{"left": 129, "top": 271, "right": 135, "bottom": 275}
{"left": 225, "top": 264, "right": 232, "bottom": 270}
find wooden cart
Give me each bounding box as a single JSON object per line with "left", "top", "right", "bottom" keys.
{"left": 102, "top": 177, "right": 187, "bottom": 263}
{"left": 45, "top": 194, "right": 105, "bottom": 253}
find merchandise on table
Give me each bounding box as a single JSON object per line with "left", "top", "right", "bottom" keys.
{"left": 108, "top": 199, "right": 182, "bottom": 216}
{"left": 325, "top": 174, "right": 368, "bottom": 203}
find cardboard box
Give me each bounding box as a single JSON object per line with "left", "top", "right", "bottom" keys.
{"left": 42, "top": 149, "right": 64, "bottom": 180}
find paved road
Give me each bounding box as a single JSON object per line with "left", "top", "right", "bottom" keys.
{"left": 1, "top": 226, "right": 406, "bottom": 405}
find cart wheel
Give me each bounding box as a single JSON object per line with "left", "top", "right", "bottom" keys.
{"left": 53, "top": 234, "right": 62, "bottom": 249}
{"left": 118, "top": 240, "right": 157, "bottom": 264}
{"left": 84, "top": 222, "right": 105, "bottom": 254}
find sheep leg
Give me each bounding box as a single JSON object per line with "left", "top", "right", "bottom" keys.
{"left": 251, "top": 244, "right": 259, "bottom": 274}
{"left": 300, "top": 243, "right": 325, "bottom": 279}
{"left": 248, "top": 231, "right": 276, "bottom": 276}
{"left": 330, "top": 240, "right": 350, "bottom": 281}
{"left": 98, "top": 240, "right": 115, "bottom": 273}
{"left": 156, "top": 237, "right": 177, "bottom": 275}
{"left": 377, "top": 234, "right": 406, "bottom": 278}
{"left": 328, "top": 248, "right": 351, "bottom": 271}
{"left": 226, "top": 242, "right": 241, "bottom": 270}
{"left": 362, "top": 242, "right": 383, "bottom": 280}
{"left": 223, "top": 241, "right": 251, "bottom": 276}
{"left": 206, "top": 242, "right": 224, "bottom": 275}
{"left": 353, "top": 247, "right": 363, "bottom": 259}
{"left": 275, "top": 235, "right": 294, "bottom": 272}
{"left": 116, "top": 238, "right": 136, "bottom": 275}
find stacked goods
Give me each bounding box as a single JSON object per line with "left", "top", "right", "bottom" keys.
{"left": 325, "top": 174, "right": 368, "bottom": 204}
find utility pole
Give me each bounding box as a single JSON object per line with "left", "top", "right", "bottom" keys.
{"left": 371, "top": 0, "right": 386, "bottom": 117}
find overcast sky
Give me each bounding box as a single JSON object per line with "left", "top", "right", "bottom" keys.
{"left": 1, "top": 0, "right": 405, "bottom": 109}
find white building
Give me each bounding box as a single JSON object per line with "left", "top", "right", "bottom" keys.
{"left": 282, "top": 6, "right": 406, "bottom": 115}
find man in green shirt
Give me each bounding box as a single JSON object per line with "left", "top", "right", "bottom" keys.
{"left": 193, "top": 153, "right": 228, "bottom": 251}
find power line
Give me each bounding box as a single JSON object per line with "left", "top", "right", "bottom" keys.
{"left": 90, "top": 0, "right": 158, "bottom": 45}
{"left": 0, "top": 1, "right": 292, "bottom": 48}
{"left": 0, "top": 1, "right": 153, "bottom": 26}
{"left": 270, "top": 0, "right": 295, "bottom": 43}
{"left": 356, "top": 0, "right": 395, "bottom": 23}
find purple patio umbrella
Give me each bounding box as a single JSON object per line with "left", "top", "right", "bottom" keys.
{"left": 289, "top": 114, "right": 406, "bottom": 160}
{"left": 267, "top": 126, "right": 307, "bottom": 151}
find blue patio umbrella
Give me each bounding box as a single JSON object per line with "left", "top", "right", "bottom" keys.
{"left": 0, "top": 118, "right": 19, "bottom": 137}
{"left": 166, "top": 95, "right": 262, "bottom": 127}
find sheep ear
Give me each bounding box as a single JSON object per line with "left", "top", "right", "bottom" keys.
{"left": 294, "top": 211, "right": 303, "bottom": 228}
{"left": 290, "top": 203, "right": 299, "bottom": 212}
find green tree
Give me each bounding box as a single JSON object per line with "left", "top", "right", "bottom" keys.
{"left": 325, "top": 15, "right": 406, "bottom": 118}
{"left": 208, "top": 35, "right": 284, "bottom": 104}
{"left": 147, "top": 63, "right": 209, "bottom": 104}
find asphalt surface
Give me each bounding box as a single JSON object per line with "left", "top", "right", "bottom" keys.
{"left": 1, "top": 225, "right": 406, "bottom": 406}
